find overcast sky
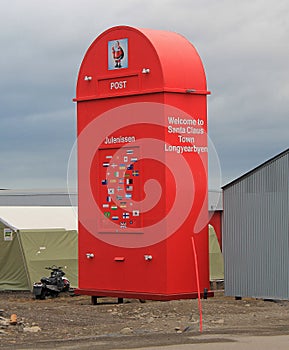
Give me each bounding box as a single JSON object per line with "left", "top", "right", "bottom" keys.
{"left": 0, "top": 0, "right": 288, "bottom": 190}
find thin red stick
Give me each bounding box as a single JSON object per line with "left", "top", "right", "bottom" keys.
{"left": 191, "top": 236, "right": 203, "bottom": 333}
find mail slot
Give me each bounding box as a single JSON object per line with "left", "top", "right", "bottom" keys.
{"left": 74, "top": 25, "right": 211, "bottom": 300}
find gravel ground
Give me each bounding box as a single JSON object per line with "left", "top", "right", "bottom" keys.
{"left": 1, "top": 289, "right": 289, "bottom": 349}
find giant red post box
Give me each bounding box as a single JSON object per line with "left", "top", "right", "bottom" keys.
{"left": 74, "top": 26, "right": 210, "bottom": 300}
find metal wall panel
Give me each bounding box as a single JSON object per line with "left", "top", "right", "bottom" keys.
{"left": 223, "top": 151, "right": 289, "bottom": 299}
{"left": 0, "top": 190, "right": 77, "bottom": 206}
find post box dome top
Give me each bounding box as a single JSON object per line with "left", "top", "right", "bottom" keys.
{"left": 75, "top": 25, "right": 209, "bottom": 100}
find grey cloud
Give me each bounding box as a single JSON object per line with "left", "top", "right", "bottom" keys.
{"left": 0, "top": 0, "right": 288, "bottom": 188}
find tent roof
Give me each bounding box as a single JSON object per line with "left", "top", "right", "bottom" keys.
{"left": 0, "top": 206, "right": 77, "bottom": 231}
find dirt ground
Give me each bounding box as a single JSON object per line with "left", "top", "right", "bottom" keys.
{"left": 1, "top": 287, "right": 289, "bottom": 350}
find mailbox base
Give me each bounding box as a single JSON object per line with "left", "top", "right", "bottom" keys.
{"left": 75, "top": 288, "right": 214, "bottom": 301}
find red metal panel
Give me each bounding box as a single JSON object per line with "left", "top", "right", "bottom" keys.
{"left": 209, "top": 211, "right": 222, "bottom": 249}
{"left": 75, "top": 25, "right": 209, "bottom": 101}
{"left": 75, "top": 26, "right": 210, "bottom": 300}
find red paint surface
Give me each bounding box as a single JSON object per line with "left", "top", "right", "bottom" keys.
{"left": 209, "top": 211, "right": 222, "bottom": 249}
{"left": 75, "top": 26, "right": 210, "bottom": 299}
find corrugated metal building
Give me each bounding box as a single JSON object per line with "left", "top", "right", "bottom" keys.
{"left": 222, "top": 148, "right": 289, "bottom": 299}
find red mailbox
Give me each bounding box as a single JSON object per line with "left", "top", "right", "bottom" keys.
{"left": 74, "top": 25, "right": 210, "bottom": 300}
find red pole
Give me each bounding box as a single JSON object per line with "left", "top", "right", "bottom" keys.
{"left": 191, "top": 236, "right": 203, "bottom": 333}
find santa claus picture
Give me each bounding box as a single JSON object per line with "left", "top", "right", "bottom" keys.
{"left": 108, "top": 38, "right": 128, "bottom": 70}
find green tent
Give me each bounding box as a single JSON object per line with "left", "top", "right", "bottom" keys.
{"left": 209, "top": 224, "right": 224, "bottom": 281}
{"left": 0, "top": 207, "right": 78, "bottom": 291}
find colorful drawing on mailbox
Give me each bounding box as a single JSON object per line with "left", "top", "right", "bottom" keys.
{"left": 108, "top": 38, "right": 128, "bottom": 70}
